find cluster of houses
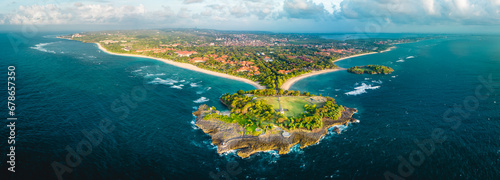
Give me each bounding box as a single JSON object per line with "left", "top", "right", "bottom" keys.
{"left": 71, "top": 33, "right": 85, "bottom": 38}
{"left": 187, "top": 55, "right": 261, "bottom": 75}
{"left": 277, "top": 69, "right": 294, "bottom": 74}
{"left": 236, "top": 61, "right": 260, "bottom": 75}
{"left": 175, "top": 51, "right": 198, "bottom": 57}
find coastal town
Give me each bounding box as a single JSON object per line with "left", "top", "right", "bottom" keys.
{"left": 63, "top": 29, "right": 425, "bottom": 89}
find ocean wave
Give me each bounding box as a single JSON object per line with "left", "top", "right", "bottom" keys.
{"left": 190, "top": 83, "right": 201, "bottom": 87}
{"left": 220, "top": 150, "right": 237, "bottom": 156}
{"left": 149, "top": 77, "right": 178, "bottom": 85}
{"left": 364, "top": 78, "right": 371, "bottom": 80}
{"left": 191, "top": 139, "right": 217, "bottom": 150}
{"left": 30, "top": 42, "right": 56, "bottom": 54}
{"left": 345, "top": 83, "right": 380, "bottom": 96}
{"left": 171, "top": 85, "right": 183, "bottom": 89}
{"left": 196, "top": 87, "right": 211, "bottom": 94}
{"left": 194, "top": 97, "right": 210, "bottom": 103}
{"left": 406, "top": 56, "right": 415, "bottom": 59}
{"left": 260, "top": 150, "right": 280, "bottom": 164}
{"left": 396, "top": 59, "right": 405, "bottom": 62}
{"left": 145, "top": 73, "right": 166, "bottom": 77}
{"left": 191, "top": 118, "right": 199, "bottom": 130}
{"left": 289, "top": 144, "right": 304, "bottom": 154}
{"left": 371, "top": 80, "right": 383, "bottom": 84}
{"left": 328, "top": 125, "right": 348, "bottom": 134}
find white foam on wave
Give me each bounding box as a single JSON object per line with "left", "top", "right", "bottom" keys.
{"left": 289, "top": 144, "right": 304, "bottom": 154}
{"left": 190, "top": 118, "right": 199, "bottom": 130}
{"left": 30, "top": 42, "right": 56, "bottom": 54}
{"left": 149, "top": 77, "right": 178, "bottom": 85}
{"left": 196, "top": 87, "right": 211, "bottom": 94}
{"left": 372, "top": 80, "right": 383, "bottom": 84}
{"left": 190, "top": 83, "right": 201, "bottom": 87}
{"left": 191, "top": 139, "right": 217, "bottom": 150}
{"left": 396, "top": 59, "right": 405, "bottom": 62}
{"left": 145, "top": 73, "right": 165, "bottom": 77}
{"left": 171, "top": 85, "right": 183, "bottom": 89}
{"left": 194, "top": 97, "right": 210, "bottom": 103}
{"left": 406, "top": 56, "right": 415, "bottom": 59}
{"left": 328, "top": 125, "right": 348, "bottom": 135}
{"left": 345, "top": 83, "right": 380, "bottom": 96}
{"left": 220, "top": 150, "right": 237, "bottom": 156}
{"left": 259, "top": 150, "right": 280, "bottom": 164}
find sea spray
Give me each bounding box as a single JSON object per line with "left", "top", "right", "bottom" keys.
{"left": 194, "top": 97, "right": 210, "bottom": 103}
{"left": 30, "top": 42, "right": 57, "bottom": 54}
{"left": 345, "top": 83, "right": 380, "bottom": 95}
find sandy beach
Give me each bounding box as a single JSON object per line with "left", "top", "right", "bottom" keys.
{"left": 280, "top": 46, "right": 396, "bottom": 90}
{"left": 334, "top": 46, "right": 396, "bottom": 63}
{"left": 280, "top": 68, "right": 346, "bottom": 90}
{"left": 95, "top": 43, "right": 265, "bottom": 89}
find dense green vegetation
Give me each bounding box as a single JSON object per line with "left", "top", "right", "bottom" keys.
{"left": 347, "top": 65, "right": 394, "bottom": 74}
{"left": 203, "top": 92, "right": 344, "bottom": 135}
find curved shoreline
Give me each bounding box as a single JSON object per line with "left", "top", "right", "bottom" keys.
{"left": 281, "top": 68, "right": 346, "bottom": 90}
{"left": 94, "top": 43, "right": 265, "bottom": 89}
{"left": 280, "top": 46, "right": 396, "bottom": 90}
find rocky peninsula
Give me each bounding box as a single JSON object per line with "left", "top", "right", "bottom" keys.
{"left": 193, "top": 92, "right": 358, "bottom": 158}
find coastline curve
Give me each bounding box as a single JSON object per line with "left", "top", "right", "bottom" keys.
{"left": 280, "top": 46, "right": 396, "bottom": 90}
{"left": 94, "top": 43, "right": 266, "bottom": 89}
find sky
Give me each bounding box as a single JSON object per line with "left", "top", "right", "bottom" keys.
{"left": 1, "top": 0, "right": 500, "bottom": 33}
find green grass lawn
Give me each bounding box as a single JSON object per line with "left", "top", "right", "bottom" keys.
{"left": 255, "top": 96, "right": 327, "bottom": 117}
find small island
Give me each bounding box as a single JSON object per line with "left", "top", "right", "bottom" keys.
{"left": 347, "top": 65, "right": 394, "bottom": 74}
{"left": 193, "top": 89, "right": 357, "bottom": 158}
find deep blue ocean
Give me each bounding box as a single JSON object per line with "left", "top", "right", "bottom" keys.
{"left": 0, "top": 33, "right": 499, "bottom": 179}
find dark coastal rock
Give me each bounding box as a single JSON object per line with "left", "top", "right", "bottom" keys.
{"left": 333, "top": 127, "right": 341, "bottom": 134}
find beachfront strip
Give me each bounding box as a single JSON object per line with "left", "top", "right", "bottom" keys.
{"left": 63, "top": 29, "right": 431, "bottom": 89}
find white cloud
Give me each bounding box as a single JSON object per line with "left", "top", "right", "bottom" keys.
{"left": 183, "top": 0, "right": 204, "bottom": 4}
{"left": 1, "top": 0, "right": 500, "bottom": 32}
{"left": 338, "top": 0, "right": 500, "bottom": 25}
{"left": 281, "top": 0, "right": 331, "bottom": 19}
{"left": 4, "top": 3, "right": 146, "bottom": 24}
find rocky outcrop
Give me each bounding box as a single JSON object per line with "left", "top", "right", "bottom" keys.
{"left": 194, "top": 106, "right": 357, "bottom": 158}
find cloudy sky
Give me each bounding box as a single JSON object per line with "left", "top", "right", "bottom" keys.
{"left": 1, "top": 0, "right": 500, "bottom": 33}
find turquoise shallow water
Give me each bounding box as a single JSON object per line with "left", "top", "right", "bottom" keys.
{"left": 0, "top": 33, "right": 499, "bottom": 179}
